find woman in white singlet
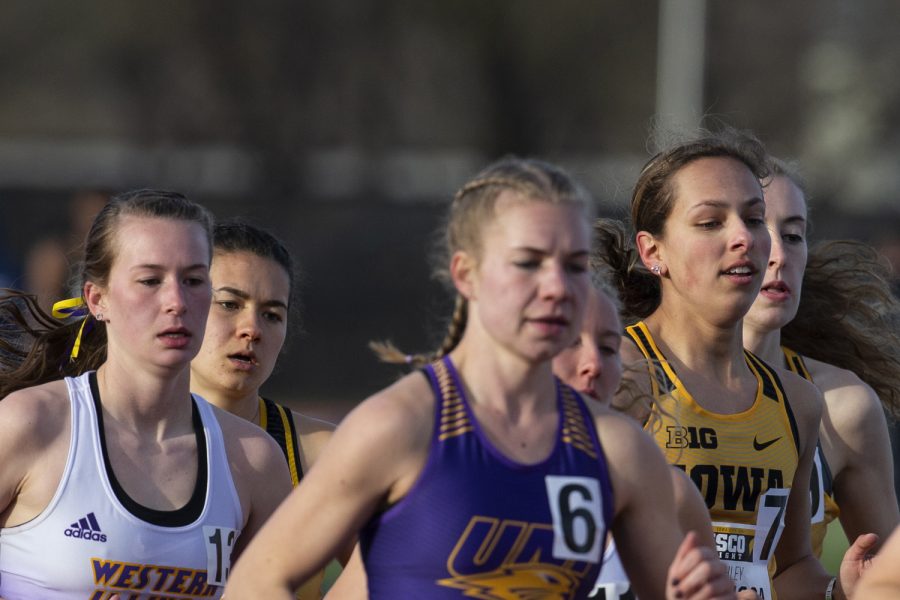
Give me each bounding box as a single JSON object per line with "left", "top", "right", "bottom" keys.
{"left": 0, "top": 191, "right": 291, "bottom": 599}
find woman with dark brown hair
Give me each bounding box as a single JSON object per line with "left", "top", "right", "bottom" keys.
{"left": 595, "top": 128, "right": 876, "bottom": 599}
{"left": 0, "top": 191, "right": 291, "bottom": 599}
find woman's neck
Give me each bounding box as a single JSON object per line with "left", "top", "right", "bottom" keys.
{"left": 644, "top": 306, "right": 746, "bottom": 379}
{"left": 191, "top": 382, "right": 260, "bottom": 424}
{"left": 742, "top": 322, "right": 783, "bottom": 365}
{"left": 449, "top": 337, "right": 557, "bottom": 421}
{"left": 95, "top": 359, "right": 194, "bottom": 437}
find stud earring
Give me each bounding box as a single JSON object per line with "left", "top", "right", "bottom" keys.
{"left": 95, "top": 312, "right": 104, "bottom": 321}
{"left": 651, "top": 265, "right": 661, "bottom": 275}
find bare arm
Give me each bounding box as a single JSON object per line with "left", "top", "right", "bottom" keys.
{"left": 225, "top": 375, "right": 431, "bottom": 599}
{"left": 322, "top": 545, "right": 366, "bottom": 600}
{"left": 814, "top": 365, "right": 900, "bottom": 547}
{"left": 771, "top": 375, "right": 871, "bottom": 600}
{"left": 671, "top": 466, "right": 716, "bottom": 549}
{"left": 0, "top": 383, "right": 70, "bottom": 528}
{"left": 292, "top": 411, "right": 355, "bottom": 565}
{"left": 597, "top": 411, "right": 733, "bottom": 600}
{"left": 217, "top": 409, "right": 294, "bottom": 561}
{"left": 292, "top": 411, "right": 336, "bottom": 475}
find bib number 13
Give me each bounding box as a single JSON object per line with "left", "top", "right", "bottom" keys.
{"left": 545, "top": 475, "right": 603, "bottom": 563}
{"left": 204, "top": 526, "right": 238, "bottom": 585}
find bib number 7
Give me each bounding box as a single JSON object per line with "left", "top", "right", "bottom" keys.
{"left": 545, "top": 475, "right": 603, "bottom": 563}
{"left": 755, "top": 488, "right": 789, "bottom": 563}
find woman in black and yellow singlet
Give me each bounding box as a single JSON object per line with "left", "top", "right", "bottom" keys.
{"left": 595, "top": 128, "right": 877, "bottom": 600}
{"left": 742, "top": 160, "right": 899, "bottom": 558}
{"left": 190, "top": 220, "right": 342, "bottom": 599}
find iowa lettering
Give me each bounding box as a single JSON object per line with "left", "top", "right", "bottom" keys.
{"left": 674, "top": 465, "right": 784, "bottom": 510}
{"left": 91, "top": 559, "right": 219, "bottom": 598}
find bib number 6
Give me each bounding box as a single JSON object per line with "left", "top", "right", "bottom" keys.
{"left": 545, "top": 475, "right": 603, "bottom": 563}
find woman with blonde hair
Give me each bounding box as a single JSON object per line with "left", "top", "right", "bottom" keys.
{"left": 228, "top": 156, "right": 734, "bottom": 599}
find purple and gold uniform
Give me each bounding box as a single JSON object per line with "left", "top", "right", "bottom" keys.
{"left": 781, "top": 347, "right": 840, "bottom": 558}
{"left": 360, "top": 356, "right": 614, "bottom": 599}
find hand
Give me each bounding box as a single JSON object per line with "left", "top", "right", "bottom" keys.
{"left": 667, "top": 531, "right": 737, "bottom": 600}
{"left": 837, "top": 532, "right": 879, "bottom": 600}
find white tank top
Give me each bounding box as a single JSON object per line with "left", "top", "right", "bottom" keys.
{"left": 590, "top": 539, "right": 635, "bottom": 599}
{"left": 0, "top": 371, "right": 243, "bottom": 599}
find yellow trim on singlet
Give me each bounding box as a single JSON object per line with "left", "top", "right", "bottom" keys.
{"left": 258, "top": 397, "right": 302, "bottom": 486}
{"left": 626, "top": 321, "right": 800, "bottom": 599}
{"left": 780, "top": 347, "right": 841, "bottom": 559}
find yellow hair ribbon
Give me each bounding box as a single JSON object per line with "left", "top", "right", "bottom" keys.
{"left": 69, "top": 318, "right": 88, "bottom": 360}
{"left": 51, "top": 297, "right": 90, "bottom": 360}
{"left": 51, "top": 297, "right": 87, "bottom": 319}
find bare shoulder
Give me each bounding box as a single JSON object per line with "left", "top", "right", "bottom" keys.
{"left": 307, "top": 370, "right": 436, "bottom": 506}
{"left": 290, "top": 411, "right": 336, "bottom": 471}
{"left": 773, "top": 365, "right": 823, "bottom": 430}
{"left": 615, "top": 334, "right": 655, "bottom": 421}
{"left": 619, "top": 332, "right": 644, "bottom": 364}
{"left": 210, "top": 403, "right": 286, "bottom": 472}
{"left": 0, "top": 380, "right": 70, "bottom": 444}
{"left": 0, "top": 380, "right": 72, "bottom": 520}
{"left": 586, "top": 398, "right": 673, "bottom": 519}
{"left": 803, "top": 357, "right": 882, "bottom": 427}
{"left": 338, "top": 370, "right": 435, "bottom": 454}
{"left": 588, "top": 401, "right": 662, "bottom": 476}
{"left": 292, "top": 411, "right": 336, "bottom": 437}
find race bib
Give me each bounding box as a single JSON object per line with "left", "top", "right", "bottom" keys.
{"left": 713, "top": 487, "right": 789, "bottom": 600}
{"left": 545, "top": 475, "right": 603, "bottom": 563}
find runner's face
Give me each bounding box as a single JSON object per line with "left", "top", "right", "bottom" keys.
{"left": 192, "top": 251, "right": 290, "bottom": 399}
{"left": 649, "top": 157, "right": 770, "bottom": 326}
{"left": 465, "top": 194, "right": 591, "bottom": 364}
{"left": 97, "top": 216, "right": 212, "bottom": 370}
{"left": 744, "top": 175, "right": 808, "bottom": 333}
{"left": 552, "top": 287, "right": 623, "bottom": 404}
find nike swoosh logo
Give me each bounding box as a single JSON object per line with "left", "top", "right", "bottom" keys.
{"left": 753, "top": 435, "right": 781, "bottom": 451}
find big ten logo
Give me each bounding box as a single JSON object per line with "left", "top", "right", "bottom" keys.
{"left": 715, "top": 532, "right": 751, "bottom": 562}
{"left": 666, "top": 426, "right": 718, "bottom": 450}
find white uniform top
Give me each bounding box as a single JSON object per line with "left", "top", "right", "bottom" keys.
{"left": 0, "top": 371, "right": 243, "bottom": 600}
{"left": 590, "top": 540, "right": 635, "bottom": 599}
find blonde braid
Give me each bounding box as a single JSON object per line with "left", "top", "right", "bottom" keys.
{"left": 453, "top": 177, "right": 532, "bottom": 203}
{"left": 436, "top": 295, "right": 468, "bottom": 358}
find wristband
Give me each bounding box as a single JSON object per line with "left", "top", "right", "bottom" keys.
{"left": 825, "top": 576, "right": 837, "bottom": 600}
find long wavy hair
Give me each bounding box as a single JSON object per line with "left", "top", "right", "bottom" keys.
{"left": 782, "top": 239, "right": 900, "bottom": 418}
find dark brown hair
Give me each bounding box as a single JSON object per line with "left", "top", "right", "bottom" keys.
{"left": 0, "top": 190, "right": 213, "bottom": 398}
{"left": 596, "top": 127, "right": 771, "bottom": 322}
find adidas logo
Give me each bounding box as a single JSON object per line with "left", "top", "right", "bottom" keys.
{"left": 63, "top": 512, "right": 107, "bottom": 542}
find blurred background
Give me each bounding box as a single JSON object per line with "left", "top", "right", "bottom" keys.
{"left": 2, "top": 0, "right": 900, "bottom": 429}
